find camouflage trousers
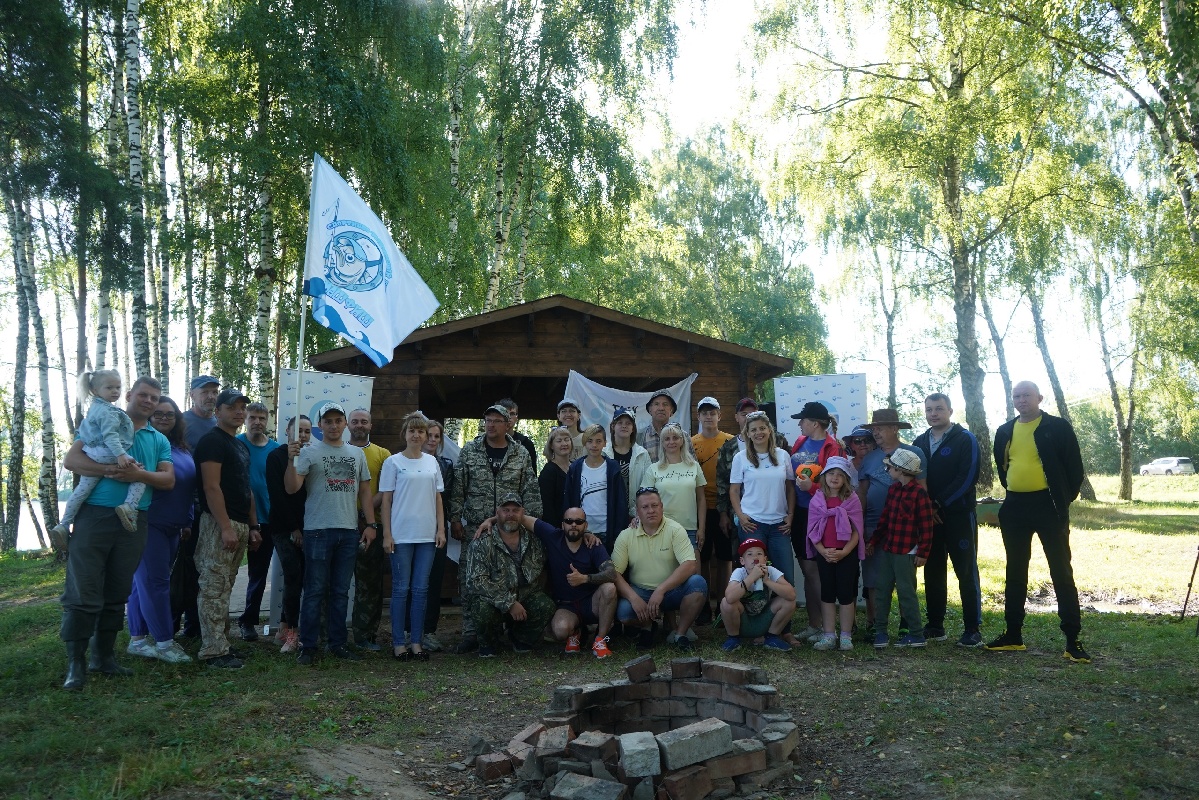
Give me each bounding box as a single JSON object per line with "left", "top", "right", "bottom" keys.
{"left": 465, "top": 589, "right": 554, "bottom": 651}
{"left": 352, "top": 528, "right": 385, "bottom": 644}
{"left": 195, "top": 512, "right": 248, "bottom": 660}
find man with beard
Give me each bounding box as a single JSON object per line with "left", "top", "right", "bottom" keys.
{"left": 464, "top": 493, "right": 553, "bottom": 657}
{"left": 347, "top": 408, "right": 391, "bottom": 651}
{"left": 476, "top": 505, "right": 616, "bottom": 658}
{"left": 235, "top": 402, "right": 280, "bottom": 641}
{"left": 173, "top": 375, "right": 220, "bottom": 640}
{"left": 182, "top": 376, "right": 220, "bottom": 451}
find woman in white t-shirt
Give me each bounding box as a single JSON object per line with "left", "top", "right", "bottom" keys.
{"left": 379, "top": 412, "right": 445, "bottom": 661}
{"left": 729, "top": 411, "right": 796, "bottom": 590}
{"left": 644, "top": 422, "right": 707, "bottom": 554}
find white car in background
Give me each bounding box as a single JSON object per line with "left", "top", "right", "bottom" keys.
{"left": 1138, "top": 457, "right": 1195, "bottom": 476}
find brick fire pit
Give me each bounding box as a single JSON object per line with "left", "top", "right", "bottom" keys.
{"left": 473, "top": 656, "right": 800, "bottom": 799}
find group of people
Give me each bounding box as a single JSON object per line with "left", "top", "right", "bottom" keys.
{"left": 54, "top": 371, "right": 1091, "bottom": 689}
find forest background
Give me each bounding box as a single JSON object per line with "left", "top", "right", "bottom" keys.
{"left": 3, "top": 0, "right": 1199, "bottom": 552}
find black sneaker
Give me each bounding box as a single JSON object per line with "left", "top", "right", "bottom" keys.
{"left": 329, "top": 645, "right": 362, "bottom": 661}
{"left": 984, "top": 631, "right": 1026, "bottom": 651}
{"left": 957, "top": 631, "right": 984, "bottom": 648}
{"left": 1063, "top": 640, "right": 1092, "bottom": 664}
{"left": 296, "top": 649, "right": 316, "bottom": 666}
{"left": 636, "top": 625, "right": 657, "bottom": 651}
{"left": 510, "top": 637, "right": 533, "bottom": 654}
{"left": 455, "top": 637, "right": 478, "bottom": 654}
{"left": 205, "top": 654, "right": 243, "bottom": 669}
{"left": 923, "top": 626, "right": 948, "bottom": 642}
{"left": 478, "top": 645, "right": 496, "bottom": 658}
{"left": 238, "top": 623, "right": 259, "bottom": 642}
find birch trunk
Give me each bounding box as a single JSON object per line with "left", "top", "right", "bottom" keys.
{"left": 178, "top": 125, "right": 198, "bottom": 386}
{"left": 156, "top": 104, "right": 170, "bottom": 389}
{"left": 513, "top": 180, "right": 533, "bottom": 304}
{"left": 54, "top": 289, "right": 77, "bottom": 438}
{"left": 977, "top": 254, "right": 1015, "bottom": 421}
{"left": 484, "top": 125, "right": 506, "bottom": 311}
{"left": 1092, "top": 277, "right": 1138, "bottom": 501}
{"left": 76, "top": 0, "right": 90, "bottom": 427}
{"left": 2, "top": 192, "right": 30, "bottom": 551}
{"left": 1028, "top": 287, "right": 1097, "bottom": 501}
{"left": 25, "top": 492, "right": 48, "bottom": 550}
{"left": 124, "top": 0, "right": 152, "bottom": 378}
{"left": 255, "top": 187, "right": 276, "bottom": 409}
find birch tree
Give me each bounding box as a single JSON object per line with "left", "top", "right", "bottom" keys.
{"left": 124, "top": 0, "right": 152, "bottom": 377}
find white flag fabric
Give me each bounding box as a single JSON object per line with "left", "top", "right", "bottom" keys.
{"left": 303, "top": 153, "right": 439, "bottom": 367}
{"left": 563, "top": 370, "right": 699, "bottom": 433}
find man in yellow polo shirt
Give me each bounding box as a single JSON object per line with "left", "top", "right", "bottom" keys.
{"left": 611, "top": 487, "right": 708, "bottom": 652}
{"left": 986, "top": 381, "right": 1089, "bottom": 663}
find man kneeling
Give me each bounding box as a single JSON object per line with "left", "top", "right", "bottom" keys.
{"left": 479, "top": 506, "right": 617, "bottom": 658}
{"left": 720, "top": 538, "right": 796, "bottom": 652}
{"left": 612, "top": 487, "right": 708, "bottom": 651}
{"left": 465, "top": 493, "right": 554, "bottom": 657}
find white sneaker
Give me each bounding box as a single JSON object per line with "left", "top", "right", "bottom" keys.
{"left": 115, "top": 503, "right": 139, "bottom": 532}
{"left": 127, "top": 638, "right": 157, "bottom": 658}
{"left": 683, "top": 627, "right": 698, "bottom": 642}
{"left": 795, "top": 625, "right": 822, "bottom": 642}
{"left": 153, "top": 641, "right": 193, "bottom": 664}
{"left": 839, "top": 636, "right": 854, "bottom": 651}
{"left": 665, "top": 630, "right": 682, "bottom": 644}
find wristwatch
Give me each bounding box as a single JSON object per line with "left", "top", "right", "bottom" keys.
{"left": 249, "top": 524, "right": 261, "bottom": 532}
{"left": 368, "top": 523, "right": 382, "bottom": 531}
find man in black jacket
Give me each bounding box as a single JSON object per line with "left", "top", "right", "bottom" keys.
{"left": 986, "top": 381, "right": 1090, "bottom": 663}
{"left": 913, "top": 393, "right": 983, "bottom": 647}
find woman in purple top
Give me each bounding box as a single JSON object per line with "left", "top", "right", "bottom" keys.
{"left": 126, "top": 397, "right": 197, "bottom": 664}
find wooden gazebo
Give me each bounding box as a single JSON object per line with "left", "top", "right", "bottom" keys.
{"left": 308, "top": 294, "right": 795, "bottom": 453}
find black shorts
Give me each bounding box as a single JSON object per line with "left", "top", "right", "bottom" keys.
{"left": 700, "top": 509, "right": 734, "bottom": 562}
{"left": 556, "top": 599, "right": 599, "bottom": 625}
{"left": 816, "top": 555, "right": 860, "bottom": 606}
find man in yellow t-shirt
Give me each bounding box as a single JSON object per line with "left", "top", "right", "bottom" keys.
{"left": 986, "top": 381, "right": 1089, "bottom": 663}
{"left": 692, "top": 396, "right": 734, "bottom": 621}
{"left": 612, "top": 488, "right": 708, "bottom": 652}
{"left": 348, "top": 409, "right": 392, "bottom": 650}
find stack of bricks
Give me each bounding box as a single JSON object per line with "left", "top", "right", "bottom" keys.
{"left": 474, "top": 655, "right": 800, "bottom": 799}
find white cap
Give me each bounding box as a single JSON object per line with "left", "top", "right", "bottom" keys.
{"left": 697, "top": 396, "right": 720, "bottom": 410}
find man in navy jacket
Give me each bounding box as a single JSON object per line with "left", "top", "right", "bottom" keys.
{"left": 913, "top": 393, "right": 982, "bottom": 647}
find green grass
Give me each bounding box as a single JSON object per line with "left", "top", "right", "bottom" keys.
{"left": 3, "top": 493, "right": 1199, "bottom": 800}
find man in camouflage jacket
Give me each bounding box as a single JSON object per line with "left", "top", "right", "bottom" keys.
{"left": 450, "top": 404, "right": 542, "bottom": 651}
{"left": 464, "top": 493, "right": 553, "bottom": 655}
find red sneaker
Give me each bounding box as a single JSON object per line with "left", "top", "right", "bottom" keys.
{"left": 564, "top": 634, "right": 581, "bottom": 654}
{"left": 592, "top": 636, "right": 613, "bottom": 659}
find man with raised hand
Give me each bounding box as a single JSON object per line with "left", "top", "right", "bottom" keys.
{"left": 193, "top": 388, "right": 261, "bottom": 669}
{"left": 912, "top": 393, "right": 983, "bottom": 648}
{"left": 347, "top": 408, "right": 391, "bottom": 651}
{"left": 235, "top": 401, "right": 280, "bottom": 642}
{"left": 60, "top": 376, "right": 174, "bottom": 691}
{"left": 986, "top": 381, "right": 1090, "bottom": 663}
{"left": 286, "top": 402, "right": 378, "bottom": 665}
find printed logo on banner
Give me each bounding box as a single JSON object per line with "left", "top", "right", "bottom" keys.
{"left": 322, "top": 217, "right": 389, "bottom": 293}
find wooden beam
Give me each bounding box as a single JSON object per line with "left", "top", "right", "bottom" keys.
{"left": 581, "top": 313, "right": 591, "bottom": 348}
{"left": 629, "top": 377, "right": 656, "bottom": 392}
{"left": 471, "top": 326, "right": 480, "bottom": 347}
{"left": 526, "top": 313, "right": 536, "bottom": 347}
{"left": 634, "top": 330, "right": 644, "bottom": 350}
{"left": 428, "top": 376, "right": 448, "bottom": 404}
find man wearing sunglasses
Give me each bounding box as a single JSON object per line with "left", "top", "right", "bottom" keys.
{"left": 611, "top": 487, "right": 708, "bottom": 651}
{"left": 475, "top": 505, "right": 617, "bottom": 658}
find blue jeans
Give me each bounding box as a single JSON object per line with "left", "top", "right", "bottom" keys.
{"left": 616, "top": 574, "right": 708, "bottom": 622}
{"left": 300, "top": 528, "right": 359, "bottom": 650}
{"left": 739, "top": 521, "right": 794, "bottom": 588}
{"left": 390, "top": 542, "right": 436, "bottom": 646}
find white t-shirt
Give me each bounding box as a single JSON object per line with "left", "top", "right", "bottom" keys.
{"left": 378, "top": 452, "right": 444, "bottom": 543}
{"left": 730, "top": 448, "right": 791, "bottom": 524}
{"left": 645, "top": 460, "right": 706, "bottom": 530}
{"left": 730, "top": 564, "right": 784, "bottom": 593}
{"left": 580, "top": 461, "right": 609, "bottom": 533}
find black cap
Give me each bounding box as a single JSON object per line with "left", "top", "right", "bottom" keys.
{"left": 215, "top": 388, "right": 250, "bottom": 408}
{"left": 790, "top": 401, "right": 832, "bottom": 422}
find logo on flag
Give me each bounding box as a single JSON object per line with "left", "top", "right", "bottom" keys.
{"left": 303, "top": 153, "right": 439, "bottom": 367}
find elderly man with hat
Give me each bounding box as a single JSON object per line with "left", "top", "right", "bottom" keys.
{"left": 285, "top": 401, "right": 378, "bottom": 665}
{"left": 639, "top": 389, "right": 677, "bottom": 463}
{"left": 192, "top": 388, "right": 261, "bottom": 668}
{"left": 182, "top": 375, "right": 221, "bottom": 452}
{"left": 450, "top": 402, "right": 541, "bottom": 652}
{"left": 464, "top": 492, "right": 552, "bottom": 657}
{"left": 857, "top": 408, "right": 927, "bottom": 637}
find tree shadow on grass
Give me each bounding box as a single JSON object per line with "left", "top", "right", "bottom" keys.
{"left": 1070, "top": 504, "right": 1199, "bottom": 536}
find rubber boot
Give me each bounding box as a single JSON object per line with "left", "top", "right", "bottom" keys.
{"left": 88, "top": 629, "right": 134, "bottom": 676}
{"left": 63, "top": 640, "right": 88, "bottom": 691}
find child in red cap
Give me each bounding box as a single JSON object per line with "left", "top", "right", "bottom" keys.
{"left": 719, "top": 537, "right": 797, "bottom": 652}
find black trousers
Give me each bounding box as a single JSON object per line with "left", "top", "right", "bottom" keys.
{"left": 61, "top": 504, "right": 148, "bottom": 640}
{"left": 924, "top": 509, "right": 983, "bottom": 633}
{"left": 239, "top": 524, "right": 275, "bottom": 625}
{"left": 999, "top": 490, "right": 1081, "bottom": 638}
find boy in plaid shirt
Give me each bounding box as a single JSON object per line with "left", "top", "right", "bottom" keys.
{"left": 869, "top": 448, "right": 935, "bottom": 648}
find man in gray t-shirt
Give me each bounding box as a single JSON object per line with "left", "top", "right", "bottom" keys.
{"left": 857, "top": 408, "right": 927, "bottom": 634}
{"left": 285, "top": 402, "right": 377, "bottom": 663}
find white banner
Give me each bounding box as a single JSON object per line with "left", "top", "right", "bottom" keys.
{"left": 303, "top": 153, "right": 439, "bottom": 367}
{"left": 275, "top": 368, "right": 375, "bottom": 441}
{"left": 564, "top": 371, "right": 699, "bottom": 433}
{"left": 774, "top": 373, "right": 868, "bottom": 445}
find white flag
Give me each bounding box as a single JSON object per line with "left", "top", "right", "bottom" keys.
{"left": 303, "top": 153, "right": 439, "bottom": 367}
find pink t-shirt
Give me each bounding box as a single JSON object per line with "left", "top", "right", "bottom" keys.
{"left": 821, "top": 496, "right": 844, "bottom": 548}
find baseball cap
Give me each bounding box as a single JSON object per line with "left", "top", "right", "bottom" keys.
{"left": 790, "top": 401, "right": 832, "bottom": 422}
{"left": 612, "top": 406, "right": 636, "bottom": 423}
{"left": 738, "top": 538, "right": 767, "bottom": 557}
{"left": 191, "top": 374, "right": 219, "bottom": 390}
{"left": 214, "top": 388, "right": 250, "bottom": 408}
{"left": 697, "top": 396, "right": 720, "bottom": 411}
{"left": 319, "top": 402, "right": 346, "bottom": 420}
{"left": 735, "top": 397, "right": 758, "bottom": 413}
{"left": 484, "top": 403, "right": 511, "bottom": 419}
{"left": 498, "top": 492, "right": 523, "bottom": 507}
{"left": 557, "top": 398, "right": 581, "bottom": 413}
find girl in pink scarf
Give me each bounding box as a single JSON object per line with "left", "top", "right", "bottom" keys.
{"left": 806, "top": 456, "right": 864, "bottom": 650}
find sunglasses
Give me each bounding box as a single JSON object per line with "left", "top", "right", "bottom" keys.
{"left": 562, "top": 517, "right": 586, "bottom": 525}
{"left": 744, "top": 411, "right": 768, "bottom": 422}
{"left": 635, "top": 486, "right": 660, "bottom": 497}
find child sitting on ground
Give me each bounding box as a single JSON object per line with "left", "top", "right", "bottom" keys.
{"left": 805, "top": 455, "right": 864, "bottom": 651}
{"left": 719, "top": 537, "right": 797, "bottom": 652}
{"left": 50, "top": 370, "right": 146, "bottom": 545}
{"left": 868, "top": 448, "right": 934, "bottom": 648}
